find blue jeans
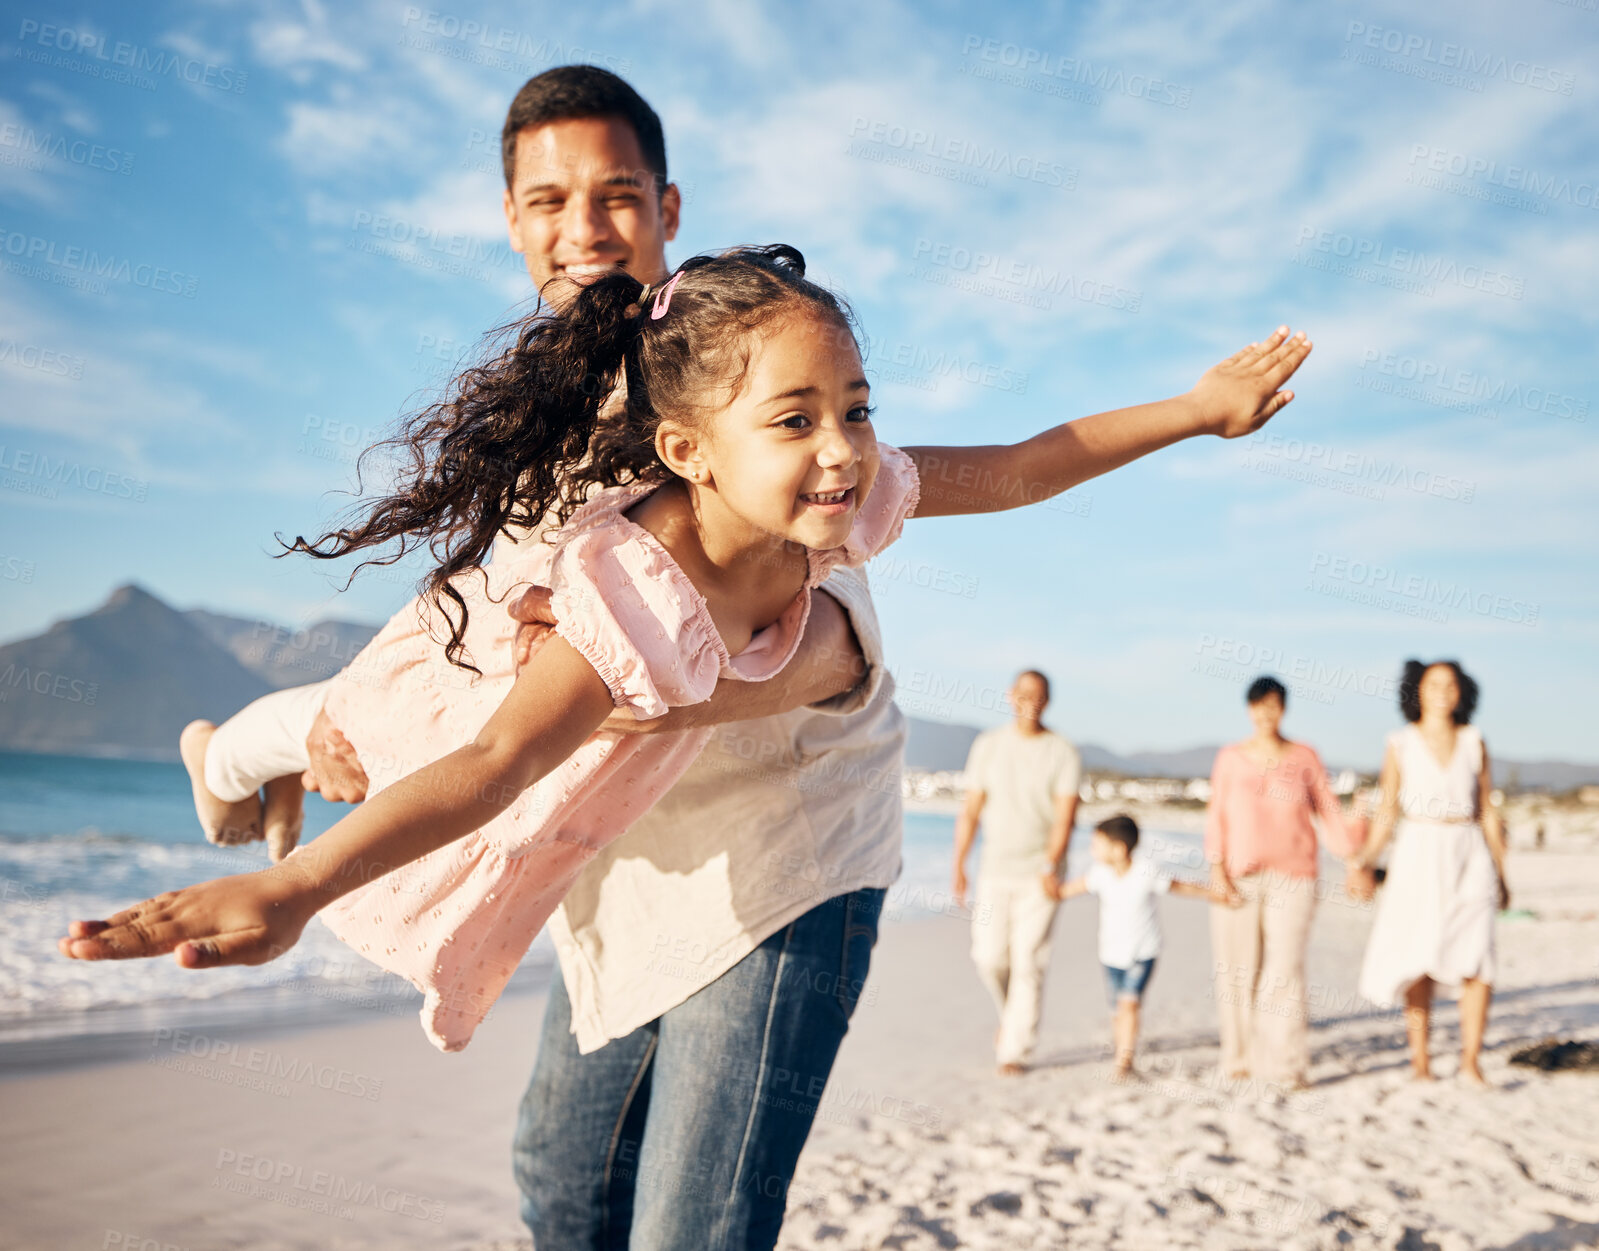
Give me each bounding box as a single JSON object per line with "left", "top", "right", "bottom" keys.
{"left": 513, "top": 886, "right": 885, "bottom": 1250}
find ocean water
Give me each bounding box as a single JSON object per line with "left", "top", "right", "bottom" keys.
{"left": 0, "top": 752, "right": 1207, "bottom": 1049}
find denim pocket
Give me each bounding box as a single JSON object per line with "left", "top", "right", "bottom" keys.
{"left": 834, "top": 887, "right": 885, "bottom": 1019}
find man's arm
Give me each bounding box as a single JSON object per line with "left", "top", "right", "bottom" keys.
{"left": 511, "top": 584, "right": 868, "bottom": 734}
{"left": 905, "top": 329, "right": 1310, "bottom": 517}
{"left": 952, "top": 787, "right": 985, "bottom": 908}
{"left": 1042, "top": 790, "right": 1079, "bottom": 881}
{"left": 1042, "top": 875, "right": 1092, "bottom": 902}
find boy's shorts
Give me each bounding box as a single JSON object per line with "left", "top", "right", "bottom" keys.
{"left": 1102, "top": 958, "right": 1156, "bottom": 1004}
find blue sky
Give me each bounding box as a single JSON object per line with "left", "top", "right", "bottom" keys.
{"left": 1, "top": 0, "right": 1595, "bottom": 766}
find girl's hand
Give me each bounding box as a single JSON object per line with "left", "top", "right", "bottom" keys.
{"left": 1497, "top": 874, "right": 1511, "bottom": 912}
{"left": 57, "top": 867, "right": 317, "bottom": 968}
{"left": 1189, "top": 327, "right": 1313, "bottom": 439}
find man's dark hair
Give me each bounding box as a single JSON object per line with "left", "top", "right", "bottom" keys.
{"left": 1095, "top": 814, "right": 1139, "bottom": 853}
{"left": 1246, "top": 675, "right": 1287, "bottom": 707}
{"left": 501, "top": 65, "right": 668, "bottom": 193}
{"left": 1398, "top": 659, "right": 1479, "bottom": 725}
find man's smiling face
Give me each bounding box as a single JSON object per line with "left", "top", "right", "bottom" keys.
{"left": 501, "top": 115, "right": 679, "bottom": 309}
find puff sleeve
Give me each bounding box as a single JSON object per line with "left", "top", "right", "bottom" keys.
{"left": 547, "top": 516, "right": 727, "bottom": 719}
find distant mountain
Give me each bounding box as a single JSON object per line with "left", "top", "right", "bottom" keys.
{"left": 4, "top": 587, "right": 1596, "bottom": 790}
{"left": 0, "top": 585, "right": 272, "bottom": 761}
{"left": 185, "top": 610, "right": 378, "bottom": 690}
{"left": 903, "top": 718, "right": 981, "bottom": 774}
{"left": 1081, "top": 744, "right": 1227, "bottom": 778}
{"left": 903, "top": 720, "right": 1222, "bottom": 776}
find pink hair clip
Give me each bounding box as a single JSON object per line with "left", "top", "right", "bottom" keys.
{"left": 650, "top": 270, "right": 684, "bottom": 320}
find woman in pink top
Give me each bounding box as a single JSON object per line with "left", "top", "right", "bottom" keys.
{"left": 1206, "top": 675, "right": 1355, "bottom": 1086}
{"left": 60, "top": 246, "right": 1315, "bottom": 1053}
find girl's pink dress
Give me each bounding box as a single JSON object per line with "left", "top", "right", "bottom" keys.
{"left": 303, "top": 444, "right": 919, "bottom": 1051}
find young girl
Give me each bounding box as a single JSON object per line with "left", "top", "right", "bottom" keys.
{"left": 60, "top": 245, "right": 1312, "bottom": 1053}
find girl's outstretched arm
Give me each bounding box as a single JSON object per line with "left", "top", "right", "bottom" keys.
{"left": 905, "top": 327, "right": 1311, "bottom": 517}
{"left": 58, "top": 637, "right": 615, "bottom": 968}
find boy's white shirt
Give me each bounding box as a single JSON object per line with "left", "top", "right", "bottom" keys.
{"left": 1084, "top": 857, "right": 1173, "bottom": 969}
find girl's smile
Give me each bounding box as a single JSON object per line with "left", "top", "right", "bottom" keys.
{"left": 798, "top": 485, "right": 856, "bottom": 516}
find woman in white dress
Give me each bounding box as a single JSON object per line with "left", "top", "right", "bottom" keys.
{"left": 1350, "top": 660, "right": 1509, "bottom": 1086}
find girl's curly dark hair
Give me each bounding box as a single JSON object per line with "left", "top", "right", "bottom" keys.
{"left": 283, "top": 244, "right": 858, "bottom": 670}
{"left": 1397, "top": 659, "right": 1479, "bottom": 724}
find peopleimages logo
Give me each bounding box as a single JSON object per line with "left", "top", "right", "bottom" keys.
{"left": 1241, "top": 431, "right": 1476, "bottom": 503}
{"left": 1357, "top": 349, "right": 1587, "bottom": 423}
{"left": 1341, "top": 21, "right": 1575, "bottom": 94}
{"left": 14, "top": 20, "right": 248, "bottom": 93}
{"left": 846, "top": 117, "right": 1076, "bottom": 189}
{"left": 1407, "top": 145, "right": 1597, "bottom": 211}
{"left": 911, "top": 238, "right": 1142, "bottom": 311}
{"left": 0, "top": 228, "right": 198, "bottom": 297}
{"left": 1308, "top": 553, "right": 1539, "bottom": 627}
{"left": 1294, "top": 227, "right": 1524, "bottom": 301}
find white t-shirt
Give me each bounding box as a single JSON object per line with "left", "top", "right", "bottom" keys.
{"left": 964, "top": 724, "right": 1082, "bottom": 879}
{"left": 549, "top": 565, "right": 905, "bottom": 1053}
{"left": 1085, "top": 858, "right": 1172, "bottom": 968}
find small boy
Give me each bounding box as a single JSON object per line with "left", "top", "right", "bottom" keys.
{"left": 1042, "top": 814, "right": 1234, "bottom": 1078}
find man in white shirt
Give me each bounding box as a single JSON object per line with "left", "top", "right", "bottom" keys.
{"left": 296, "top": 68, "right": 902, "bottom": 1250}
{"left": 951, "top": 670, "right": 1082, "bottom": 1074}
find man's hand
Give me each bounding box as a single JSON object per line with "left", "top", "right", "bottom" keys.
{"left": 509, "top": 585, "right": 559, "bottom": 674}
{"left": 1189, "top": 327, "right": 1313, "bottom": 439}
{"left": 1038, "top": 872, "right": 1062, "bottom": 902}
{"left": 303, "top": 706, "right": 368, "bottom": 803}
{"left": 57, "top": 867, "right": 316, "bottom": 967}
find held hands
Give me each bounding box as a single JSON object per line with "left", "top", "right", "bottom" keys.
{"left": 1189, "top": 327, "right": 1313, "bottom": 439}
{"left": 1038, "top": 872, "right": 1063, "bottom": 902}
{"left": 1344, "top": 856, "right": 1377, "bottom": 902}
{"left": 57, "top": 867, "right": 316, "bottom": 968}
{"left": 1209, "top": 864, "right": 1244, "bottom": 908}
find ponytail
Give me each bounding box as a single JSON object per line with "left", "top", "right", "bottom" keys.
{"left": 283, "top": 269, "right": 649, "bottom": 671}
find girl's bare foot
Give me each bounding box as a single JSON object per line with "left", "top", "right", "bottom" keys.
{"left": 1410, "top": 1065, "right": 1435, "bottom": 1082}
{"left": 998, "top": 1061, "right": 1027, "bottom": 1077}
{"left": 180, "top": 721, "right": 262, "bottom": 846}
{"left": 261, "top": 775, "right": 305, "bottom": 863}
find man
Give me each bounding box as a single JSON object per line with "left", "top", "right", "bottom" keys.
{"left": 951, "top": 670, "right": 1081, "bottom": 1075}
{"left": 301, "top": 67, "right": 905, "bottom": 1249}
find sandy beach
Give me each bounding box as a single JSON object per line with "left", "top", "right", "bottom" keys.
{"left": 3, "top": 843, "right": 1596, "bottom": 1251}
